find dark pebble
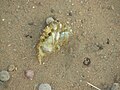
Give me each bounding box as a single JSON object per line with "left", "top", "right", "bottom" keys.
{"left": 24, "top": 34, "right": 32, "bottom": 38}
{"left": 83, "top": 57, "right": 91, "bottom": 66}
{"left": 106, "top": 38, "right": 110, "bottom": 44}
{"left": 96, "top": 44, "right": 103, "bottom": 50}
{"left": 28, "top": 22, "right": 34, "bottom": 26}
{"left": 50, "top": 8, "right": 55, "bottom": 13}
{"left": 68, "top": 11, "right": 73, "bottom": 16}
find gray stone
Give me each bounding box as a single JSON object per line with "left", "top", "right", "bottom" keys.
{"left": 39, "top": 83, "right": 51, "bottom": 90}
{"left": 0, "top": 71, "right": 10, "bottom": 82}
{"left": 111, "top": 83, "right": 120, "bottom": 90}
{"left": 46, "top": 17, "right": 54, "bottom": 25}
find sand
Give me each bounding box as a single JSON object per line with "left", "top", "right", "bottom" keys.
{"left": 0, "top": 0, "right": 120, "bottom": 90}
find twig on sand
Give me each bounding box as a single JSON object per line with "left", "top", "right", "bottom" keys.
{"left": 87, "top": 82, "right": 101, "bottom": 90}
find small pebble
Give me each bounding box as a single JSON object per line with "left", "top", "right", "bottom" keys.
{"left": 28, "top": 22, "right": 34, "bottom": 25}
{"left": 96, "top": 44, "right": 103, "bottom": 50}
{"left": 68, "top": 11, "right": 73, "bottom": 16}
{"left": 32, "top": 6, "right": 35, "bottom": 8}
{"left": 46, "top": 17, "right": 54, "bottom": 25}
{"left": 83, "top": 57, "right": 91, "bottom": 66}
{"left": 50, "top": 8, "right": 55, "bottom": 13}
{"left": 2, "top": 19, "right": 5, "bottom": 21}
{"left": 106, "top": 38, "right": 110, "bottom": 44}
{"left": 86, "top": 43, "right": 103, "bottom": 52}
{"left": 25, "top": 70, "right": 34, "bottom": 80}
{"left": 39, "top": 83, "right": 51, "bottom": 90}
{"left": 107, "top": 5, "right": 114, "bottom": 10}
{"left": 0, "top": 71, "right": 10, "bottom": 82}
{"left": 8, "top": 64, "right": 17, "bottom": 72}
{"left": 25, "top": 34, "right": 32, "bottom": 38}
{"left": 68, "top": 0, "right": 72, "bottom": 3}
{"left": 111, "top": 83, "right": 120, "bottom": 90}
{"left": 71, "top": 3, "right": 74, "bottom": 6}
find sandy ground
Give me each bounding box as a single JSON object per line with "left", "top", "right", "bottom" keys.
{"left": 0, "top": 0, "right": 120, "bottom": 90}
